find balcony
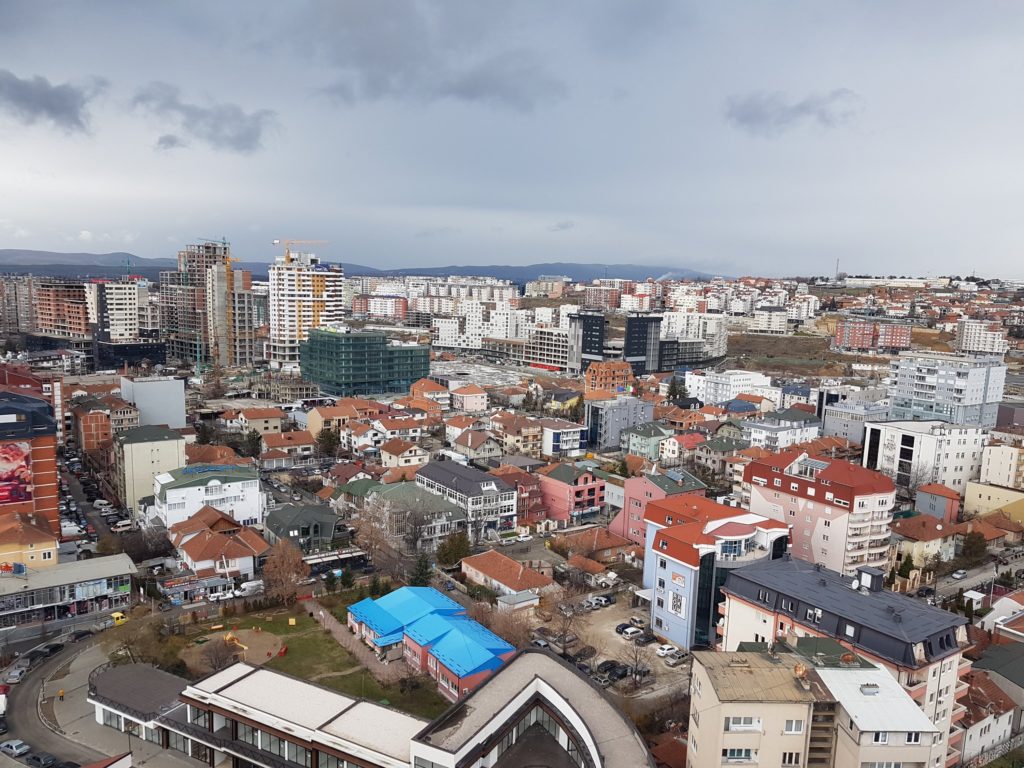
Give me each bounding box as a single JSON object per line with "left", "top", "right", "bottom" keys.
{"left": 951, "top": 703, "right": 967, "bottom": 725}
{"left": 945, "top": 745, "right": 962, "bottom": 768}
{"left": 955, "top": 679, "right": 969, "bottom": 700}
{"left": 958, "top": 657, "right": 973, "bottom": 676}
{"left": 903, "top": 678, "right": 928, "bottom": 701}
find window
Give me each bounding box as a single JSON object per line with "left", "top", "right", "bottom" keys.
{"left": 844, "top": 624, "right": 855, "bottom": 638}
{"left": 42, "top": 551, "right": 52, "bottom": 561}
{"left": 784, "top": 719, "right": 804, "bottom": 734}
{"left": 659, "top": 558, "right": 667, "bottom": 569}
{"left": 722, "top": 748, "right": 753, "bottom": 761}
{"left": 907, "top": 732, "right": 921, "bottom": 744}
{"left": 657, "top": 578, "right": 666, "bottom": 591}
{"left": 724, "top": 716, "right": 757, "bottom": 731}
{"left": 873, "top": 731, "right": 888, "bottom": 744}
{"left": 782, "top": 752, "right": 800, "bottom": 766}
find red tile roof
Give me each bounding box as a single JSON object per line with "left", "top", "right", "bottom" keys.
{"left": 917, "top": 483, "right": 960, "bottom": 501}
{"left": 263, "top": 431, "right": 315, "bottom": 448}
{"left": 567, "top": 554, "right": 606, "bottom": 574}
{"left": 961, "top": 671, "right": 1015, "bottom": 727}
{"left": 380, "top": 438, "right": 417, "bottom": 457}
{"left": 240, "top": 407, "right": 286, "bottom": 420}
{"left": 461, "top": 549, "right": 553, "bottom": 591}
{"left": 890, "top": 515, "right": 953, "bottom": 542}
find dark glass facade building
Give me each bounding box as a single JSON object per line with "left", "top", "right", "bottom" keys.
{"left": 300, "top": 327, "right": 430, "bottom": 397}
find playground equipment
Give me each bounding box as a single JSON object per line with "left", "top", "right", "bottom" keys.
{"left": 224, "top": 631, "right": 249, "bottom": 661}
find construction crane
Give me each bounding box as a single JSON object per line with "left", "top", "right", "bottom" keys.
{"left": 272, "top": 239, "right": 327, "bottom": 264}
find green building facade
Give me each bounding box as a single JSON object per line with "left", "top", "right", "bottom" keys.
{"left": 300, "top": 327, "right": 430, "bottom": 396}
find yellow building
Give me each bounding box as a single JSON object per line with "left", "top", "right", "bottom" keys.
{"left": 0, "top": 513, "right": 59, "bottom": 569}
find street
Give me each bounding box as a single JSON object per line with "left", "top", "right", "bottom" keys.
{"left": 935, "top": 560, "right": 1003, "bottom": 598}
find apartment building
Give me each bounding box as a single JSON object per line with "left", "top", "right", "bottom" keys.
{"left": 584, "top": 360, "right": 633, "bottom": 393}
{"left": 688, "top": 645, "right": 942, "bottom": 768}
{"left": 956, "top": 318, "right": 1010, "bottom": 356}
{"left": 720, "top": 558, "right": 972, "bottom": 767}
{"left": 642, "top": 495, "right": 789, "bottom": 649}
{"left": 980, "top": 442, "right": 1024, "bottom": 490}
{"left": 535, "top": 463, "right": 605, "bottom": 525}
{"left": 159, "top": 241, "right": 236, "bottom": 364}
{"left": 113, "top": 425, "right": 187, "bottom": 516}
{"left": 0, "top": 391, "right": 61, "bottom": 530}
{"left": 684, "top": 369, "right": 772, "bottom": 406}
{"left": 267, "top": 250, "right": 345, "bottom": 369}
{"left": 833, "top": 319, "right": 913, "bottom": 353}
{"left": 71, "top": 395, "right": 139, "bottom": 453}
{"left": 888, "top": 351, "right": 1006, "bottom": 428}
{"left": 149, "top": 464, "right": 266, "bottom": 529}
{"left": 863, "top": 420, "right": 987, "bottom": 492}
{"left": 746, "top": 450, "right": 896, "bottom": 575}
{"left": 822, "top": 400, "right": 891, "bottom": 445}
{"left": 584, "top": 395, "right": 653, "bottom": 451}
{"left": 34, "top": 281, "right": 90, "bottom": 339}
{"left": 206, "top": 261, "right": 258, "bottom": 367}
{"left": 0, "top": 274, "right": 36, "bottom": 335}
{"left": 416, "top": 462, "right": 517, "bottom": 543}
{"left": 741, "top": 408, "right": 821, "bottom": 450}
{"left": 352, "top": 294, "right": 408, "bottom": 321}
{"left": 300, "top": 326, "right": 430, "bottom": 397}
{"left": 537, "top": 418, "right": 586, "bottom": 459}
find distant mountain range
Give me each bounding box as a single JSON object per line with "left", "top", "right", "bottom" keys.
{"left": 0, "top": 249, "right": 714, "bottom": 282}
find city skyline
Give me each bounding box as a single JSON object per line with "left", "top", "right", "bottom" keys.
{"left": 3, "top": 3, "right": 1024, "bottom": 276}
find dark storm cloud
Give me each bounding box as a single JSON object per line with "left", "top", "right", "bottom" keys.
{"left": 310, "top": 1, "right": 566, "bottom": 111}
{"left": 725, "top": 88, "right": 864, "bottom": 137}
{"left": 155, "top": 133, "right": 187, "bottom": 150}
{"left": 0, "top": 69, "right": 105, "bottom": 132}
{"left": 133, "top": 82, "right": 276, "bottom": 153}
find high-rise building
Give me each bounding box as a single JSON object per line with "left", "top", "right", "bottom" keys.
{"left": 863, "top": 420, "right": 987, "bottom": 492}
{"left": 955, "top": 318, "right": 1010, "bottom": 356}
{"left": 268, "top": 250, "right": 344, "bottom": 370}
{"left": 89, "top": 278, "right": 167, "bottom": 369}
{"left": 299, "top": 325, "right": 429, "bottom": 397}
{"left": 0, "top": 390, "right": 60, "bottom": 531}
{"left": 833, "top": 320, "right": 912, "bottom": 353}
{"left": 206, "top": 262, "right": 257, "bottom": 367}
{"left": 0, "top": 275, "right": 36, "bottom": 336}
{"left": 566, "top": 310, "right": 605, "bottom": 373}
{"left": 34, "top": 281, "right": 90, "bottom": 339}
{"left": 888, "top": 351, "right": 1006, "bottom": 428}
{"left": 623, "top": 313, "right": 661, "bottom": 375}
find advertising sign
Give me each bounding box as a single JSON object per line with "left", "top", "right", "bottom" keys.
{"left": 0, "top": 442, "right": 32, "bottom": 506}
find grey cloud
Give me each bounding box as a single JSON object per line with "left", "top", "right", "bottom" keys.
{"left": 725, "top": 88, "right": 864, "bottom": 137}
{"left": 133, "top": 82, "right": 276, "bottom": 153}
{"left": 0, "top": 69, "right": 105, "bottom": 132}
{"left": 548, "top": 220, "right": 575, "bottom": 232}
{"left": 310, "top": 2, "right": 566, "bottom": 111}
{"left": 155, "top": 133, "right": 187, "bottom": 150}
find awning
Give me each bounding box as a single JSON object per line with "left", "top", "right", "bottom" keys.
{"left": 634, "top": 588, "right": 654, "bottom": 604}
{"left": 371, "top": 632, "right": 404, "bottom": 647}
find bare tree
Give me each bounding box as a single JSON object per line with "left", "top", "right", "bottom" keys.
{"left": 262, "top": 540, "right": 309, "bottom": 606}
{"left": 617, "top": 639, "right": 655, "bottom": 687}
{"left": 403, "top": 507, "right": 431, "bottom": 554}
{"left": 486, "top": 607, "right": 535, "bottom": 650}
{"left": 355, "top": 495, "right": 394, "bottom": 565}
{"left": 202, "top": 638, "right": 235, "bottom": 671}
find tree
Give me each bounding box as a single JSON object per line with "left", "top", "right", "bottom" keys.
{"left": 898, "top": 555, "right": 915, "bottom": 579}
{"left": 435, "top": 531, "right": 471, "bottom": 567}
{"left": 316, "top": 428, "right": 340, "bottom": 459}
{"left": 243, "top": 429, "right": 263, "bottom": 458}
{"left": 666, "top": 377, "right": 680, "bottom": 401}
{"left": 403, "top": 507, "right": 431, "bottom": 553}
{"left": 323, "top": 571, "right": 338, "bottom": 595}
{"left": 408, "top": 553, "right": 432, "bottom": 587}
{"left": 340, "top": 569, "right": 355, "bottom": 590}
{"left": 617, "top": 636, "right": 655, "bottom": 687}
{"left": 354, "top": 495, "right": 394, "bottom": 568}
{"left": 961, "top": 531, "right": 987, "bottom": 564}
{"left": 196, "top": 422, "right": 216, "bottom": 445}
{"left": 262, "top": 540, "right": 309, "bottom": 606}
{"left": 484, "top": 606, "right": 534, "bottom": 649}
{"left": 202, "top": 638, "right": 235, "bottom": 672}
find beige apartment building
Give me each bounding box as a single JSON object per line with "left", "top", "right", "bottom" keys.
{"left": 689, "top": 644, "right": 943, "bottom": 768}
{"left": 113, "top": 425, "right": 187, "bottom": 516}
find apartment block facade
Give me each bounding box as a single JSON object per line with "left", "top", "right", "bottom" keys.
{"left": 267, "top": 250, "right": 345, "bottom": 369}
{"left": 863, "top": 420, "right": 987, "bottom": 492}
{"left": 888, "top": 351, "right": 1006, "bottom": 428}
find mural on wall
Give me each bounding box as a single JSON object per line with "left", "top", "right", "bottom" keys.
{"left": 0, "top": 441, "right": 32, "bottom": 505}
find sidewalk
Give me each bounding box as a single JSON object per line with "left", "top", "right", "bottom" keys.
{"left": 299, "top": 599, "right": 405, "bottom": 685}
{"left": 40, "top": 645, "right": 201, "bottom": 768}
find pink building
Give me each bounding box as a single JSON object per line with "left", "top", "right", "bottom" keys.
{"left": 536, "top": 463, "right": 605, "bottom": 525}
{"left": 610, "top": 472, "right": 707, "bottom": 546}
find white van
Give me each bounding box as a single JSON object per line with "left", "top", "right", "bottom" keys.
{"left": 110, "top": 520, "right": 135, "bottom": 535}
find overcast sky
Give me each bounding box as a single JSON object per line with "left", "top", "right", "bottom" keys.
{"left": 1, "top": 1, "right": 1023, "bottom": 277}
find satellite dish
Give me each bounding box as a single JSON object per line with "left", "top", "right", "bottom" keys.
{"left": 851, "top": 579, "right": 860, "bottom": 590}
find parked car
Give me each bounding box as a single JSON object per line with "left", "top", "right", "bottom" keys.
{"left": 628, "top": 616, "right": 647, "bottom": 628}
{"left": 916, "top": 586, "right": 935, "bottom": 597}
{"left": 517, "top": 534, "right": 533, "bottom": 542}
{"left": 68, "top": 630, "right": 93, "bottom": 643}
{"left": 614, "top": 622, "right": 631, "bottom": 635}
{"left": 575, "top": 662, "right": 592, "bottom": 675}
{"left": 621, "top": 627, "right": 643, "bottom": 641}
{"left": 664, "top": 651, "right": 689, "bottom": 668}
{"left": 0, "top": 740, "right": 31, "bottom": 757}
{"left": 592, "top": 595, "right": 612, "bottom": 608}
{"left": 26, "top": 753, "right": 58, "bottom": 768}
{"left": 42, "top": 642, "right": 64, "bottom": 657}
{"left": 608, "top": 664, "right": 630, "bottom": 682}
{"left": 92, "top": 500, "right": 112, "bottom": 510}
{"left": 635, "top": 633, "right": 657, "bottom": 647}
{"left": 530, "top": 638, "right": 549, "bottom": 649}
{"left": 591, "top": 673, "right": 611, "bottom": 688}
{"left": 655, "top": 644, "right": 679, "bottom": 658}
{"left": 952, "top": 569, "right": 968, "bottom": 580}
{"left": 596, "top": 660, "right": 619, "bottom": 674}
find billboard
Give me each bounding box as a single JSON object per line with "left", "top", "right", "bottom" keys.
{"left": 0, "top": 441, "right": 32, "bottom": 506}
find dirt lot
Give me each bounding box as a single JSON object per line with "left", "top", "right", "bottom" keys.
{"left": 727, "top": 332, "right": 885, "bottom": 377}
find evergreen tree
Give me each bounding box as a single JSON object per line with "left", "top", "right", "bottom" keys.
{"left": 409, "top": 553, "right": 433, "bottom": 587}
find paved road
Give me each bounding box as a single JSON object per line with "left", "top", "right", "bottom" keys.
{"left": 5, "top": 642, "right": 105, "bottom": 765}
{"left": 935, "top": 560, "right": 1004, "bottom": 598}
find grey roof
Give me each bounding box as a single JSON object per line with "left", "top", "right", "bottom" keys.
{"left": 417, "top": 461, "right": 512, "bottom": 496}
{"left": 0, "top": 553, "right": 135, "bottom": 597}
{"left": 647, "top": 471, "right": 707, "bottom": 495}
{"left": 115, "top": 424, "right": 183, "bottom": 445}
{"left": 266, "top": 503, "right": 345, "bottom": 540}
{"left": 722, "top": 557, "right": 966, "bottom": 669}
{"left": 370, "top": 482, "right": 467, "bottom": 521}
{"left": 155, "top": 464, "right": 257, "bottom": 501}
{"left": 973, "top": 644, "right": 1024, "bottom": 688}
{"left": 700, "top": 436, "right": 750, "bottom": 453}
{"left": 89, "top": 663, "right": 187, "bottom": 719}
{"left": 0, "top": 392, "right": 56, "bottom": 438}
{"left": 622, "top": 422, "right": 673, "bottom": 439}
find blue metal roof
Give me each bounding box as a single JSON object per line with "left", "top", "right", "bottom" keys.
{"left": 371, "top": 631, "right": 405, "bottom": 647}
{"left": 348, "top": 587, "right": 463, "bottom": 638}
{"left": 427, "top": 617, "right": 514, "bottom": 678}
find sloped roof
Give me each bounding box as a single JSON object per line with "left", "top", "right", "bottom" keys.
{"left": 890, "top": 514, "right": 953, "bottom": 542}
{"left": 954, "top": 519, "right": 1007, "bottom": 542}
{"left": 0, "top": 512, "right": 56, "bottom": 545}
{"left": 567, "top": 554, "right": 606, "bottom": 574}
{"left": 263, "top": 431, "right": 315, "bottom": 448}
{"left": 380, "top": 438, "right": 417, "bottom": 456}
{"left": 536, "top": 462, "right": 596, "bottom": 485}
{"left": 428, "top": 617, "right": 513, "bottom": 677}
{"left": 348, "top": 586, "right": 463, "bottom": 637}
{"left": 462, "top": 549, "right": 553, "bottom": 591}
{"left": 452, "top": 384, "right": 486, "bottom": 396}
{"left": 557, "top": 527, "right": 632, "bottom": 554}
{"left": 181, "top": 526, "right": 269, "bottom": 564}
{"left": 962, "top": 670, "right": 1016, "bottom": 727}
{"left": 240, "top": 407, "right": 286, "bottom": 420}
{"left": 917, "top": 483, "right": 960, "bottom": 501}
{"left": 644, "top": 471, "right": 707, "bottom": 496}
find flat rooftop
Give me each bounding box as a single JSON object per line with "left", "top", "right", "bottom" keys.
{"left": 429, "top": 361, "right": 528, "bottom": 388}
{"left": 90, "top": 663, "right": 187, "bottom": 719}
{"left": 0, "top": 553, "right": 135, "bottom": 597}
{"left": 692, "top": 652, "right": 821, "bottom": 703}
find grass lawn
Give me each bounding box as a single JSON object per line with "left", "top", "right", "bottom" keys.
{"left": 985, "top": 748, "right": 1024, "bottom": 768}
{"left": 265, "top": 626, "right": 359, "bottom": 680}
{"left": 321, "top": 670, "right": 450, "bottom": 720}
{"left": 194, "top": 608, "right": 318, "bottom": 637}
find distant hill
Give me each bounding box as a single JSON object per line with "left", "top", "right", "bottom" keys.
{"left": 0, "top": 250, "right": 714, "bottom": 282}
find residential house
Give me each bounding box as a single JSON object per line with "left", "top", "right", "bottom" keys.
{"left": 452, "top": 430, "right": 504, "bottom": 462}
{"left": 954, "top": 518, "right": 1007, "bottom": 554}
{"left": 889, "top": 514, "right": 956, "bottom": 574}
{"left": 914, "top": 483, "right": 961, "bottom": 524}
{"left": 0, "top": 512, "right": 58, "bottom": 569}
{"left": 325, "top": 462, "right": 371, "bottom": 488}
{"left": 379, "top": 439, "right": 429, "bottom": 469}
{"left": 169, "top": 505, "right": 269, "bottom": 585}
{"left": 185, "top": 443, "right": 252, "bottom": 467}
{"left": 450, "top": 384, "right": 488, "bottom": 413}
{"left": 410, "top": 378, "right": 451, "bottom": 411}
{"left": 959, "top": 671, "right": 1016, "bottom": 762}
{"left": 264, "top": 503, "right": 349, "bottom": 554}
{"left": 658, "top": 432, "right": 706, "bottom": 467}
{"left": 537, "top": 418, "right": 587, "bottom": 460}
{"left": 555, "top": 527, "right": 634, "bottom": 563}
{"left": 305, "top": 403, "right": 359, "bottom": 437}
{"left": 693, "top": 436, "right": 751, "bottom": 477}
{"left": 490, "top": 466, "right": 546, "bottom": 529}
{"left": 740, "top": 407, "right": 822, "bottom": 450}
{"left": 366, "top": 482, "right": 466, "bottom": 553}
{"left": 149, "top": 464, "right": 266, "bottom": 529}
{"left": 334, "top": 477, "right": 381, "bottom": 519}
{"left": 488, "top": 412, "right": 542, "bottom": 458}
{"left": 260, "top": 430, "right": 316, "bottom": 469}
{"left": 343, "top": 422, "right": 386, "bottom": 456}
{"left": 973, "top": 644, "right": 1024, "bottom": 732}
{"left": 444, "top": 415, "right": 484, "bottom": 446}
{"left": 372, "top": 417, "right": 423, "bottom": 442}
{"left": 620, "top": 422, "right": 674, "bottom": 461}
{"left": 461, "top": 549, "right": 558, "bottom": 597}
{"left": 238, "top": 407, "right": 286, "bottom": 436}
{"left": 535, "top": 463, "right": 606, "bottom": 526}
{"left": 980, "top": 510, "right": 1024, "bottom": 544}
{"left": 658, "top": 405, "right": 708, "bottom": 434}
{"left": 611, "top": 470, "right": 706, "bottom": 547}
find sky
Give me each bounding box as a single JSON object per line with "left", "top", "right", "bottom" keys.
{"left": 1, "top": 1, "right": 1024, "bottom": 277}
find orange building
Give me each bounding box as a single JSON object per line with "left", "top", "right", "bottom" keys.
{"left": 584, "top": 360, "right": 633, "bottom": 394}
{"left": 33, "top": 281, "right": 90, "bottom": 338}
{"left": 0, "top": 391, "right": 60, "bottom": 533}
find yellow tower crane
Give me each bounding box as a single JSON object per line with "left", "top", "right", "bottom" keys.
{"left": 272, "top": 239, "right": 327, "bottom": 264}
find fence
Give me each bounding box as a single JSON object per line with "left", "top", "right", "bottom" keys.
{"left": 962, "top": 731, "right": 1024, "bottom": 768}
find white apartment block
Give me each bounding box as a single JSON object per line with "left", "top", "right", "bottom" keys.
{"left": 659, "top": 311, "right": 728, "bottom": 358}
{"left": 150, "top": 465, "right": 266, "bottom": 529}
{"left": 888, "top": 351, "right": 1006, "bottom": 428}
{"left": 955, "top": 318, "right": 1010, "bottom": 356}
{"left": 863, "top": 420, "right": 987, "bottom": 491}
{"left": 87, "top": 280, "right": 148, "bottom": 341}
{"left": 267, "top": 251, "right": 345, "bottom": 370}
{"left": 822, "top": 400, "right": 891, "bottom": 446}
{"left": 750, "top": 307, "right": 789, "bottom": 334}
{"left": 685, "top": 369, "right": 772, "bottom": 405}
{"left": 980, "top": 443, "right": 1024, "bottom": 490}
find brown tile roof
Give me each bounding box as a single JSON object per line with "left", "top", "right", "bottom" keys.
{"left": 445, "top": 415, "right": 480, "bottom": 429}
{"left": 567, "top": 554, "right": 606, "bottom": 575}
{"left": 961, "top": 671, "right": 1016, "bottom": 727}
{"left": 461, "top": 549, "right": 553, "bottom": 591}
{"left": 263, "top": 431, "right": 316, "bottom": 448}
{"left": 954, "top": 518, "right": 1007, "bottom": 542}
{"left": 917, "top": 483, "right": 960, "bottom": 501}
{"left": 981, "top": 510, "right": 1024, "bottom": 534}
{"left": 185, "top": 443, "right": 251, "bottom": 466}
{"left": 240, "top": 407, "right": 286, "bottom": 420}
{"left": 0, "top": 512, "right": 57, "bottom": 545}
{"left": 380, "top": 438, "right": 417, "bottom": 457}
{"left": 890, "top": 515, "right": 953, "bottom": 542}
{"left": 557, "top": 527, "right": 632, "bottom": 556}
{"left": 452, "top": 384, "right": 486, "bottom": 395}
{"left": 180, "top": 527, "right": 269, "bottom": 564}
{"left": 411, "top": 378, "right": 448, "bottom": 393}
